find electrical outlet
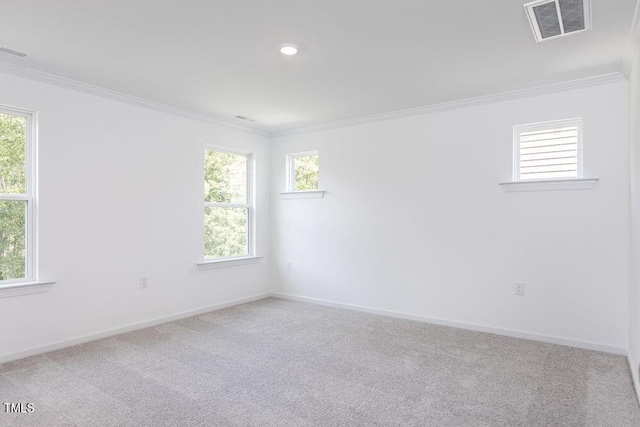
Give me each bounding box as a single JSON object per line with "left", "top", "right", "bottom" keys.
{"left": 515, "top": 283, "right": 525, "bottom": 296}
{"left": 286, "top": 262, "right": 292, "bottom": 271}
{"left": 140, "top": 276, "right": 148, "bottom": 289}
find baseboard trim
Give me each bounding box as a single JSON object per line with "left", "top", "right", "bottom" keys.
{"left": 629, "top": 352, "right": 640, "bottom": 406}
{"left": 2, "top": 291, "right": 628, "bottom": 364}
{"left": 270, "top": 292, "right": 626, "bottom": 355}
{"left": 0, "top": 292, "right": 270, "bottom": 364}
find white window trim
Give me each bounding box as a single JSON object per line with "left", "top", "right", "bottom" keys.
{"left": 0, "top": 280, "right": 55, "bottom": 299}
{"left": 0, "top": 105, "right": 53, "bottom": 297}
{"left": 501, "top": 118, "right": 596, "bottom": 192}
{"left": 285, "top": 150, "right": 321, "bottom": 192}
{"left": 280, "top": 190, "right": 325, "bottom": 199}
{"left": 202, "top": 145, "right": 256, "bottom": 265}
{"left": 500, "top": 178, "right": 598, "bottom": 192}
{"left": 513, "top": 118, "right": 583, "bottom": 182}
{"left": 197, "top": 256, "right": 263, "bottom": 270}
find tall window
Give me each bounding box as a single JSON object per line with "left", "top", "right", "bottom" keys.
{"left": 203, "top": 146, "right": 253, "bottom": 260}
{"left": 513, "top": 118, "right": 582, "bottom": 181}
{"left": 287, "top": 151, "right": 319, "bottom": 191}
{"left": 0, "top": 107, "right": 34, "bottom": 283}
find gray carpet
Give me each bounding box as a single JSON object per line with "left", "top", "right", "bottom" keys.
{"left": 1, "top": 297, "right": 639, "bottom": 426}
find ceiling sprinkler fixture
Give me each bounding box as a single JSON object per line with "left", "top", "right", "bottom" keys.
{"left": 234, "top": 115, "right": 257, "bottom": 123}
{"left": 279, "top": 43, "right": 299, "bottom": 56}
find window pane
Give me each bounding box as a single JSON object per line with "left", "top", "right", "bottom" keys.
{"left": 0, "top": 112, "right": 27, "bottom": 194}
{"left": 204, "top": 150, "right": 247, "bottom": 204}
{"left": 294, "top": 155, "right": 319, "bottom": 190}
{"left": 0, "top": 200, "right": 26, "bottom": 281}
{"left": 204, "top": 207, "right": 248, "bottom": 259}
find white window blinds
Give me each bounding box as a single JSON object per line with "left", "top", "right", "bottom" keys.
{"left": 515, "top": 120, "right": 581, "bottom": 181}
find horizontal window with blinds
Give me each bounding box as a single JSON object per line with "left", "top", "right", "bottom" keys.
{"left": 514, "top": 119, "right": 582, "bottom": 181}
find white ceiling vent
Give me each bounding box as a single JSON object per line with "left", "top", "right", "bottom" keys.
{"left": 524, "top": 0, "right": 591, "bottom": 42}
{"left": 0, "top": 46, "right": 28, "bottom": 58}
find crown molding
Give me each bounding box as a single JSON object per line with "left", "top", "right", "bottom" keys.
{"left": 271, "top": 72, "right": 626, "bottom": 137}
{"left": 623, "top": 0, "right": 640, "bottom": 77}
{"left": 0, "top": 60, "right": 628, "bottom": 140}
{"left": 0, "top": 61, "right": 270, "bottom": 137}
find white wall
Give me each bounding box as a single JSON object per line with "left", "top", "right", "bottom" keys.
{"left": 0, "top": 70, "right": 632, "bottom": 361}
{"left": 629, "top": 52, "right": 640, "bottom": 383}
{"left": 270, "top": 81, "right": 630, "bottom": 352}
{"left": 0, "top": 72, "right": 270, "bottom": 360}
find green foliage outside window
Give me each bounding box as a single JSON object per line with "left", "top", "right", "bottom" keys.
{"left": 204, "top": 150, "right": 246, "bottom": 204}
{"left": 294, "top": 155, "right": 319, "bottom": 190}
{"left": 0, "top": 113, "right": 27, "bottom": 281}
{"left": 204, "top": 150, "right": 249, "bottom": 259}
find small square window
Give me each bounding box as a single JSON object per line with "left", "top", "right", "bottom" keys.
{"left": 286, "top": 151, "right": 319, "bottom": 191}
{"left": 513, "top": 119, "right": 583, "bottom": 181}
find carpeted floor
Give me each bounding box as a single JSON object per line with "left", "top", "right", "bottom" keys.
{"left": 1, "top": 297, "right": 639, "bottom": 426}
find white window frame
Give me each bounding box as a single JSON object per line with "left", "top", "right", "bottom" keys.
{"left": 202, "top": 145, "right": 255, "bottom": 263}
{"left": 513, "top": 118, "right": 583, "bottom": 182}
{"left": 0, "top": 105, "right": 36, "bottom": 285}
{"left": 502, "top": 117, "right": 597, "bottom": 192}
{"left": 286, "top": 150, "right": 319, "bottom": 192}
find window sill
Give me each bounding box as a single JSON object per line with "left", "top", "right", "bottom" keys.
{"left": 500, "top": 178, "right": 598, "bottom": 192}
{"left": 0, "top": 280, "right": 55, "bottom": 299}
{"left": 280, "top": 190, "right": 325, "bottom": 199}
{"left": 197, "top": 256, "right": 263, "bottom": 270}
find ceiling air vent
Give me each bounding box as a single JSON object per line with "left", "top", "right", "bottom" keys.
{"left": 0, "top": 46, "right": 28, "bottom": 58}
{"left": 524, "top": 0, "right": 591, "bottom": 42}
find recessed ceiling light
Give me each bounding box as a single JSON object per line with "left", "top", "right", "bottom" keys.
{"left": 279, "top": 44, "right": 299, "bottom": 56}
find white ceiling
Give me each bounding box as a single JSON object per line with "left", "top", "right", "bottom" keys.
{"left": 0, "top": 0, "right": 637, "bottom": 132}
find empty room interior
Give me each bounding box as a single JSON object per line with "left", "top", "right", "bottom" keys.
{"left": 2, "top": 0, "right": 640, "bottom": 425}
